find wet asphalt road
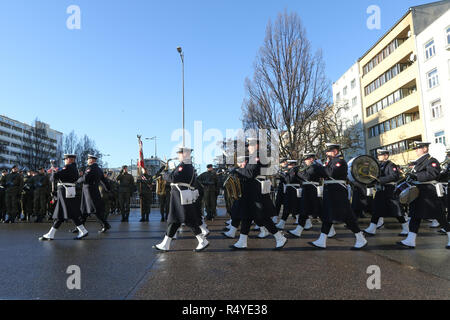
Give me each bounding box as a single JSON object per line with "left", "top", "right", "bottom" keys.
{"left": 1, "top": 208, "right": 449, "bottom": 300}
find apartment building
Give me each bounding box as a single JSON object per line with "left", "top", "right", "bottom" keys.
{"left": 0, "top": 115, "right": 63, "bottom": 169}
{"left": 332, "top": 62, "right": 366, "bottom": 160}
{"left": 359, "top": 0, "right": 450, "bottom": 165}
{"left": 415, "top": 8, "right": 450, "bottom": 147}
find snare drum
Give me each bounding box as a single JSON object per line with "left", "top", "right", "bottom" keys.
{"left": 394, "top": 182, "right": 419, "bottom": 205}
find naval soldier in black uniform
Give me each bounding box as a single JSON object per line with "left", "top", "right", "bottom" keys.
{"left": 309, "top": 143, "right": 367, "bottom": 250}
{"left": 364, "top": 150, "right": 408, "bottom": 236}
{"left": 230, "top": 138, "right": 287, "bottom": 250}
{"left": 288, "top": 153, "right": 322, "bottom": 238}
{"left": 78, "top": 155, "right": 111, "bottom": 233}
{"left": 274, "top": 157, "right": 288, "bottom": 223}
{"left": 153, "top": 148, "right": 209, "bottom": 252}
{"left": 398, "top": 142, "right": 450, "bottom": 249}
{"left": 275, "top": 160, "right": 301, "bottom": 230}
{"left": 39, "top": 154, "right": 89, "bottom": 240}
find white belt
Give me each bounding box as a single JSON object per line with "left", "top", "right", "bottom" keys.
{"left": 302, "top": 182, "right": 319, "bottom": 186}
{"left": 413, "top": 180, "right": 438, "bottom": 185}
{"left": 323, "top": 180, "right": 347, "bottom": 185}
{"left": 256, "top": 176, "right": 269, "bottom": 180}
{"left": 285, "top": 184, "right": 301, "bottom": 188}
{"left": 57, "top": 183, "right": 76, "bottom": 187}
{"left": 170, "top": 183, "right": 195, "bottom": 190}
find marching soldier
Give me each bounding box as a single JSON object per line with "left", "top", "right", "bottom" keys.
{"left": 39, "top": 154, "right": 89, "bottom": 241}
{"left": 197, "top": 164, "right": 219, "bottom": 221}
{"left": 21, "top": 170, "right": 34, "bottom": 221}
{"left": 223, "top": 155, "right": 247, "bottom": 239}
{"left": 99, "top": 170, "right": 112, "bottom": 220}
{"left": 137, "top": 167, "right": 153, "bottom": 222}
{"left": 0, "top": 169, "right": 7, "bottom": 222}
{"left": 398, "top": 142, "right": 450, "bottom": 249}
{"left": 117, "top": 165, "right": 135, "bottom": 222}
{"left": 231, "top": 138, "right": 287, "bottom": 250}
{"left": 4, "top": 165, "right": 23, "bottom": 223}
{"left": 33, "top": 167, "right": 50, "bottom": 223}
{"left": 78, "top": 155, "right": 111, "bottom": 233}
{"left": 153, "top": 147, "right": 209, "bottom": 252}
{"left": 309, "top": 143, "right": 367, "bottom": 250}
{"left": 364, "top": 150, "right": 409, "bottom": 236}
{"left": 288, "top": 153, "right": 324, "bottom": 238}
{"left": 275, "top": 160, "right": 301, "bottom": 230}
{"left": 274, "top": 157, "right": 288, "bottom": 224}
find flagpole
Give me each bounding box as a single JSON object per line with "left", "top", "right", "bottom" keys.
{"left": 137, "top": 135, "right": 143, "bottom": 219}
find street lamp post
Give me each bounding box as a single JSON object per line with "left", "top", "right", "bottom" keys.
{"left": 177, "top": 46, "right": 185, "bottom": 147}
{"left": 145, "top": 136, "right": 157, "bottom": 158}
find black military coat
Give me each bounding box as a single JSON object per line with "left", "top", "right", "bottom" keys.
{"left": 409, "top": 154, "right": 442, "bottom": 219}
{"left": 235, "top": 154, "right": 274, "bottom": 222}
{"left": 78, "top": 163, "right": 109, "bottom": 215}
{"left": 297, "top": 162, "right": 322, "bottom": 218}
{"left": 373, "top": 160, "right": 401, "bottom": 217}
{"left": 317, "top": 154, "right": 354, "bottom": 223}
{"left": 164, "top": 161, "right": 201, "bottom": 228}
{"left": 283, "top": 166, "right": 301, "bottom": 216}
{"left": 52, "top": 162, "right": 82, "bottom": 220}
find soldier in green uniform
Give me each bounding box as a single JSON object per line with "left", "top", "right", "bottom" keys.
{"left": 198, "top": 164, "right": 219, "bottom": 221}
{"left": 0, "top": 169, "right": 7, "bottom": 222}
{"left": 32, "top": 167, "right": 51, "bottom": 223}
{"left": 99, "top": 171, "right": 112, "bottom": 220}
{"left": 21, "top": 170, "right": 34, "bottom": 221}
{"left": 137, "top": 167, "right": 153, "bottom": 222}
{"left": 117, "top": 165, "right": 135, "bottom": 222}
{"left": 4, "top": 165, "right": 24, "bottom": 223}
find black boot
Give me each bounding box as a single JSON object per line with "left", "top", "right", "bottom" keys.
{"left": 98, "top": 222, "right": 111, "bottom": 233}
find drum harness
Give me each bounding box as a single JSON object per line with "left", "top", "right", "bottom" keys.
{"left": 170, "top": 168, "right": 199, "bottom": 205}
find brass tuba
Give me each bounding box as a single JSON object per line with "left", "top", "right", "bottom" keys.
{"left": 223, "top": 173, "right": 242, "bottom": 211}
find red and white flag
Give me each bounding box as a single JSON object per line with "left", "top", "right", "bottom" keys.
{"left": 137, "top": 136, "right": 145, "bottom": 175}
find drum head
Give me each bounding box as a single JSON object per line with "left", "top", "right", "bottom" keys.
{"left": 399, "top": 185, "right": 419, "bottom": 205}
{"left": 348, "top": 156, "right": 380, "bottom": 185}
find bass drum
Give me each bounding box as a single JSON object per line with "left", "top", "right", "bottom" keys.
{"left": 348, "top": 155, "right": 380, "bottom": 185}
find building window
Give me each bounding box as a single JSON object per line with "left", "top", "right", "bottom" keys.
{"left": 425, "top": 39, "right": 436, "bottom": 59}
{"left": 435, "top": 131, "right": 446, "bottom": 145}
{"left": 352, "top": 97, "right": 357, "bottom": 106}
{"left": 343, "top": 86, "right": 348, "bottom": 96}
{"left": 353, "top": 115, "right": 358, "bottom": 125}
{"left": 427, "top": 68, "right": 439, "bottom": 89}
{"left": 431, "top": 99, "right": 443, "bottom": 119}
{"left": 351, "top": 79, "right": 356, "bottom": 89}
{"left": 447, "top": 26, "right": 450, "bottom": 46}
{"left": 336, "top": 92, "right": 341, "bottom": 101}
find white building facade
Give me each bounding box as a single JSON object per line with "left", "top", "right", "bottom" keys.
{"left": 332, "top": 62, "right": 366, "bottom": 160}
{"left": 415, "top": 8, "right": 450, "bottom": 147}
{"left": 0, "top": 115, "right": 63, "bottom": 169}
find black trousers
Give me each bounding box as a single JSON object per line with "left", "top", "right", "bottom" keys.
{"left": 240, "top": 215, "right": 278, "bottom": 235}
{"left": 53, "top": 216, "right": 83, "bottom": 229}
{"left": 166, "top": 222, "right": 201, "bottom": 238}
{"left": 409, "top": 216, "right": 450, "bottom": 234}
{"left": 321, "top": 218, "right": 360, "bottom": 234}
{"left": 370, "top": 215, "right": 407, "bottom": 224}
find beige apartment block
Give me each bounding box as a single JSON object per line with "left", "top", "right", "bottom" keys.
{"left": 359, "top": 1, "right": 450, "bottom": 165}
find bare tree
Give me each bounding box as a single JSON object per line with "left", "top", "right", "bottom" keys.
{"left": 242, "top": 11, "right": 330, "bottom": 159}
{"left": 23, "top": 118, "right": 56, "bottom": 170}
{"left": 314, "top": 103, "right": 363, "bottom": 160}
{"left": 63, "top": 132, "right": 104, "bottom": 171}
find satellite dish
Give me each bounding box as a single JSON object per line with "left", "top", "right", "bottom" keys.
{"left": 429, "top": 143, "right": 447, "bottom": 163}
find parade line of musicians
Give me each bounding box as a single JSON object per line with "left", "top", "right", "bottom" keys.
{"left": 1, "top": 138, "right": 449, "bottom": 251}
